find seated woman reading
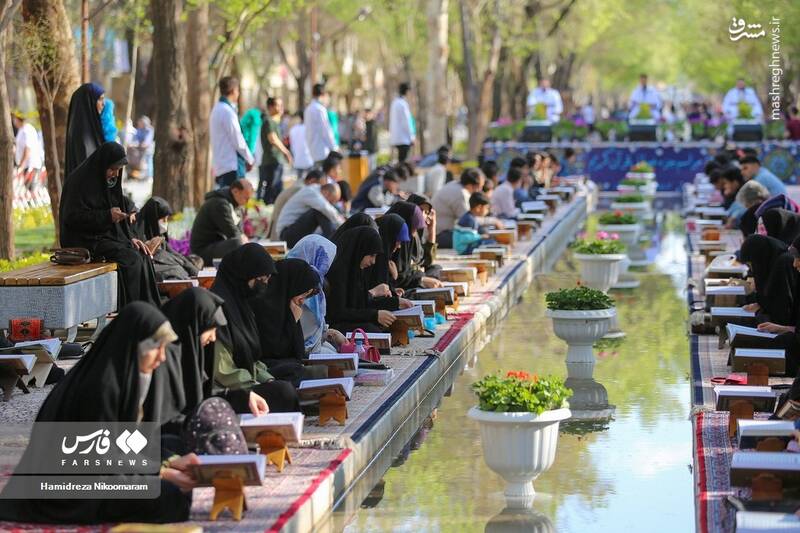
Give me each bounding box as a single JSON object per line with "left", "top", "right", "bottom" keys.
{"left": 210, "top": 243, "right": 300, "bottom": 413}
{"left": 135, "top": 196, "right": 202, "bottom": 281}
{"left": 374, "top": 214, "right": 415, "bottom": 304}
{"left": 747, "top": 235, "right": 800, "bottom": 375}
{"left": 740, "top": 234, "right": 798, "bottom": 326}
{"left": 285, "top": 235, "right": 346, "bottom": 354}
{"left": 0, "top": 302, "right": 200, "bottom": 524}
{"left": 251, "top": 258, "right": 326, "bottom": 382}
{"left": 387, "top": 200, "right": 443, "bottom": 290}
{"left": 60, "top": 142, "right": 160, "bottom": 306}
{"left": 326, "top": 226, "right": 397, "bottom": 333}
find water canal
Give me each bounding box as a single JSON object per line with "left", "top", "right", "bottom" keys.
{"left": 331, "top": 214, "right": 694, "bottom": 532}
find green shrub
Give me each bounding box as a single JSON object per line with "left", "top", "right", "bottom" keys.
{"left": 0, "top": 252, "right": 50, "bottom": 273}
{"left": 572, "top": 238, "right": 626, "bottom": 254}
{"left": 472, "top": 372, "right": 572, "bottom": 414}
{"left": 615, "top": 194, "right": 645, "bottom": 203}
{"left": 545, "top": 286, "right": 615, "bottom": 310}
{"left": 598, "top": 211, "right": 637, "bottom": 225}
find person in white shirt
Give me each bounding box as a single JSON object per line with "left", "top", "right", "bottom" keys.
{"left": 210, "top": 76, "right": 254, "bottom": 187}
{"left": 432, "top": 168, "right": 486, "bottom": 248}
{"left": 12, "top": 113, "right": 43, "bottom": 173}
{"left": 581, "top": 100, "right": 595, "bottom": 131}
{"left": 526, "top": 79, "right": 563, "bottom": 122}
{"left": 11, "top": 112, "right": 44, "bottom": 192}
{"left": 389, "top": 82, "right": 415, "bottom": 163}
{"left": 288, "top": 111, "right": 313, "bottom": 178}
{"left": 491, "top": 167, "right": 522, "bottom": 219}
{"left": 425, "top": 145, "right": 450, "bottom": 197}
{"left": 276, "top": 182, "right": 345, "bottom": 247}
{"left": 722, "top": 78, "right": 764, "bottom": 122}
{"left": 304, "top": 83, "right": 338, "bottom": 167}
{"left": 628, "top": 74, "right": 662, "bottom": 121}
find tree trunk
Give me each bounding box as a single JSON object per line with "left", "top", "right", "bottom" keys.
{"left": 121, "top": 33, "right": 138, "bottom": 148}
{"left": 151, "top": 0, "right": 194, "bottom": 210}
{"left": 424, "top": 0, "right": 449, "bottom": 150}
{"left": 186, "top": 2, "right": 210, "bottom": 207}
{"left": 0, "top": 24, "right": 15, "bottom": 259}
{"left": 22, "top": 0, "right": 81, "bottom": 245}
{"left": 459, "top": 0, "right": 502, "bottom": 159}
{"left": 133, "top": 52, "right": 155, "bottom": 120}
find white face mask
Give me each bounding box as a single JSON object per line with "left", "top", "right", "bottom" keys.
{"left": 138, "top": 372, "right": 152, "bottom": 408}
{"left": 158, "top": 220, "right": 168, "bottom": 235}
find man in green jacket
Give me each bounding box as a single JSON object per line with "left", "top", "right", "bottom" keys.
{"left": 190, "top": 179, "right": 253, "bottom": 266}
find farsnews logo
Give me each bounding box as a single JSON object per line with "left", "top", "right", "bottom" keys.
{"left": 61, "top": 429, "right": 148, "bottom": 455}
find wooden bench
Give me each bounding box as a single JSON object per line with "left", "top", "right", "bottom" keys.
{"left": 0, "top": 262, "right": 117, "bottom": 342}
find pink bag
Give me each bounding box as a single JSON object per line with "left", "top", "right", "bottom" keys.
{"left": 340, "top": 328, "right": 381, "bottom": 363}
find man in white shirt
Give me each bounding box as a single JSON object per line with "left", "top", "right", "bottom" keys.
{"left": 628, "top": 74, "right": 662, "bottom": 121}
{"left": 12, "top": 113, "right": 43, "bottom": 190}
{"left": 491, "top": 167, "right": 521, "bottom": 219}
{"left": 288, "top": 111, "right": 313, "bottom": 178}
{"left": 304, "top": 83, "right": 338, "bottom": 167}
{"left": 276, "top": 182, "right": 345, "bottom": 247}
{"left": 526, "top": 79, "right": 563, "bottom": 122}
{"left": 210, "top": 76, "right": 254, "bottom": 187}
{"left": 432, "top": 168, "right": 484, "bottom": 248}
{"left": 389, "top": 82, "right": 415, "bottom": 163}
{"left": 722, "top": 78, "right": 764, "bottom": 122}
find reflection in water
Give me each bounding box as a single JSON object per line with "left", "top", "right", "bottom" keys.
{"left": 484, "top": 507, "right": 555, "bottom": 533}
{"left": 564, "top": 377, "right": 615, "bottom": 421}
{"left": 344, "top": 214, "right": 693, "bottom": 533}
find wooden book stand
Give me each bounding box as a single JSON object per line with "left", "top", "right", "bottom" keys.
{"left": 257, "top": 431, "right": 292, "bottom": 472}
{"left": 0, "top": 365, "right": 29, "bottom": 402}
{"left": 747, "top": 363, "right": 770, "bottom": 387}
{"left": 319, "top": 391, "right": 347, "bottom": 425}
{"left": 210, "top": 476, "right": 247, "bottom": 521}
{"left": 755, "top": 437, "right": 786, "bottom": 452}
{"left": 390, "top": 321, "right": 411, "bottom": 346}
{"left": 751, "top": 473, "right": 783, "bottom": 501}
{"left": 728, "top": 400, "right": 755, "bottom": 438}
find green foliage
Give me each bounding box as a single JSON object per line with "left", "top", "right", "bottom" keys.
{"left": 13, "top": 206, "right": 53, "bottom": 231}
{"left": 572, "top": 238, "right": 626, "bottom": 254}
{"left": 472, "top": 372, "right": 572, "bottom": 414}
{"left": 765, "top": 120, "right": 786, "bottom": 140}
{"left": 0, "top": 253, "right": 50, "bottom": 273}
{"left": 545, "top": 286, "right": 615, "bottom": 310}
{"left": 620, "top": 178, "right": 648, "bottom": 187}
{"left": 630, "top": 161, "right": 653, "bottom": 173}
{"left": 594, "top": 121, "right": 628, "bottom": 141}
{"left": 615, "top": 194, "right": 645, "bottom": 203}
{"left": 598, "top": 211, "right": 637, "bottom": 225}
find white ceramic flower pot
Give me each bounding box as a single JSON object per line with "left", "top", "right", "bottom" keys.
{"left": 468, "top": 406, "right": 571, "bottom": 508}
{"left": 610, "top": 201, "right": 651, "bottom": 221}
{"left": 596, "top": 223, "right": 640, "bottom": 247}
{"left": 573, "top": 253, "right": 626, "bottom": 292}
{"left": 546, "top": 308, "right": 616, "bottom": 378}
{"left": 610, "top": 256, "right": 640, "bottom": 289}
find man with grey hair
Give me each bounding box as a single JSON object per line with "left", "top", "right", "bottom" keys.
{"left": 276, "top": 180, "right": 345, "bottom": 247}
{"left": 735, "top": 180, "right": 770, "bottom": 210}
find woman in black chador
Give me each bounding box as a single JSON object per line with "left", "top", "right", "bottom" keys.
{"left": 60, "top": 142, "right": 160, "bottom": 307}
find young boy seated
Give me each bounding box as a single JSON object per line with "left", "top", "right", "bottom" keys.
{"left": 453, "top": 192, "right": 497, "bottom": 254}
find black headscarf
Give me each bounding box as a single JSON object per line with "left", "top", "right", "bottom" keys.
{"left": 251, "top": 258, "right": 320, "bottom": 361}
{"left": 211, "top": 243, "right": 276, "bottom": 369}
{"left": 326, "top": 227, "right": 383, "bottom": 322}
{"left": 761, "top": 209, "right": 800, "bottom": 245}
{"left": 135, "top": 196, "right": 173, "bottom": 241}
{"left": 36, "top": 302, "right": 175, "bottom": 423}
{"left": 65, "top": 82, "right": 106, "bottom": 177}
{"left": 739, "top": 204, "right": 759, "bottom": 238}
{"left": 740, "top": 235, "right": 788, "bottom": 295}
{"left": 739, "top": 234, "right": 797, "bottom": 324}
{"left": 330, "top": 212, "right": 377, "bottom": 242}
{"left": 160, "top": 288, "right": 227, "bottom": 416}
{"left": 387, "top": 201, "right": 425, "bottom": 286}
{"left": 407, "top": 193, "right": 433, "bottom": 213}
{"left": 60, "top": 141, "right": 131, "bottom": 250}
{"left": 373, "top": 214, "right": 406, "bottom": 286}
